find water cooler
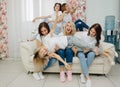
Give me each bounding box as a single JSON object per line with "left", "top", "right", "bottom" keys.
{"left": 116, "top": 19, "right": 120, "bottom": 63}
{"left": 104, "top": 16, "right": 118, "bottom": 46}
{"left": 104, "top": 16, "right": 120, "bottom": 63}
{"left": 117, "top": 20, "right": 120, "bottom": 49}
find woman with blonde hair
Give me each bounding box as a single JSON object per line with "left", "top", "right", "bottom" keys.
{"left": 56, "top": 21, "right": 76, "bottom": 82}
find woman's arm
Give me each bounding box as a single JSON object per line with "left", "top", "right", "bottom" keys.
{"left": 32, "top": 15, "right": 51, "bottom": 22}
{"left": 71, "top": 46, "right": 78, "bottom": 56}
{"left": 58, "top": 11, "right": 66, "bottom": 22}
{"left": 48, "top": 52, "right": 70, "bottom": 69}
{"left": 36, "top": 39, "right": 43, "bottom": 48}
{"left": 49, "top": 14, "right": 58, "bottom": 36}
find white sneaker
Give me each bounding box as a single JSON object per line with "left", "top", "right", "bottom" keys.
{"left": 86, "top": 79, "right": 91, "bottom": 87}
{"left": 80, "top": 74, "right": 86, "bottom": 83}
{"left": 39, "top": 72, "right": 45, "bottom": 79}
{"left": 111, "top": 61, "right": 115, "bottom": 66}
{"left": 33, "top": 73, "right": 40, "bottom": 80}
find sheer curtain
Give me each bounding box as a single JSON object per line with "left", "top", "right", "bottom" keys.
{"left": 7, "top": 0, "right": 40, "bottom": 58}
{"left": 7, "top": 0, "right": 66, "bottom": 58}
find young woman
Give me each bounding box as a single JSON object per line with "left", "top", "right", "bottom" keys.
{"left": 56, "top": 21, "right": 76, "bottom": 82}
{"left": 32, "top": 16, "right": 58, "bottom": 80}
{"left": 33, "top": 3, "right": 62, "bottom": 35}
{"left": 60, "top": 3, "right": 89, "bottom": 31}
{"left": 33, "top": 39, "right": 70, "bottom": 80}
{"left": 75, "top": 23, "right": 102, "bottom": 87}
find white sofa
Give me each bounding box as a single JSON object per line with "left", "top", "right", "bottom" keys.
{"left": 20, "top": 38, "right": 116, "bottom": 75}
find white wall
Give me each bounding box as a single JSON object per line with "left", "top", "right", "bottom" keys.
{"left": 86, "top": 0, "right": 119, "bottom": 30}
{"left": 41, "top": 0, "right": 66, "bottom": 16}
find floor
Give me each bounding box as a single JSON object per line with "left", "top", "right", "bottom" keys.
{"left": 0, "top": 59, "right": 120, "bottom": 87}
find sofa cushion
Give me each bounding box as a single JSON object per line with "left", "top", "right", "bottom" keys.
{"left": 93, "top": 56, "right": 104, "bottom": 64}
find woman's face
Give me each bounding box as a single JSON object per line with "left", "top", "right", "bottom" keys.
{"left": 40, "top": 27, "right": 48, "bottom": 36}
{"left": 65, "top": 4, "right": 70, "bottom": 12}
{"left": 65, "top": 22, "right": 72, "bottom": 34}
{"left": 55, "top": 4, "right": 60, "bottom": 11}
{"left": 38, "top": 46, "right": 48, "bottom": 58}
{"left": 90, "top": 28, "right": 96, "bottom": 37}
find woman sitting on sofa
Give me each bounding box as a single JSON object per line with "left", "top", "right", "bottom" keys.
{"left": 33, "top": 39, "right": 70, "bottom": 80}
{"left": 55, "top": 21, "right": 76, "bottom": 82}
{"left": 32, "top": 15, "right": 61, "bottom": 80}
{"left": 73, "top": 23, "right": 102, "bottom": 87}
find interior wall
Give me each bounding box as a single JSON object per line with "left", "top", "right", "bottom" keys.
{"left": 41, "top": 0, "right": 66, "bottom": 16}
{"left": 86, "top": 0, "right": 119, "bottom": 30}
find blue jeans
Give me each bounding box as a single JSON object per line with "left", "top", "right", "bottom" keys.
{"left": 44, "top": 19, "right": 61, "bottom": 35}
{"left": 44, "top": 58, "right": 56, "bottom": 70}
{"left": 75, "top": 19, "right": 89, "bottom": 31}
{"left": 44, "top": 49, "right": 65, "bottom": 70}
{"left": 56, "top": 48, "right": 74, "bottom": 66}
{"left": 77, "top": 51, "right": 95, "bottom": 77}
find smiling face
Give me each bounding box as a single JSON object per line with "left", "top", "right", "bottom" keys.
{"left": 89, "top": 28, "right": 96, "bottom": 37}
{"left": 54, "top": 3, "right": 61, "bottom": 11}
{"left": 65, "top": 22, "right": 72, "bottom": 34}
{"left": 64, "top": 22, "right": 76, "bottom": 35}
{"left": 40, "top": 27, "right": 49, "bottom": 36}
{"left": 38, "top": 22, "right": 50, "bottom": 36}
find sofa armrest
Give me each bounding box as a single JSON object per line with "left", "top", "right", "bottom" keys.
{"left": 101, "top": 42, "right": 118, "bottom": 57}
{"left": 20, "top": 40, "right": 37, "bottom": 63}
{"left": 101, "top": 42, "right": 114, "bottom": 49}
{"left": 20, "top": 40, "right": 37, "bottom": 55}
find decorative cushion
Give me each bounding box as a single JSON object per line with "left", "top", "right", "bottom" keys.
{"left": 74, "top": 31, "right": 105, "bottom": 42}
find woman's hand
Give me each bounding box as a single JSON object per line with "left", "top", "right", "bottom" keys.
{"left": 64, "top": 63, "right": 71, "bottom": 70}
{"left": 84, "top": 48, "right": 90, "bottom": 53}
{"left": 32, "top": 18, "right": 36, "bottom": 22}
{"left": 93, "top": 47, "right": 99, "bottom": 55}
{"left": 54, "top": 44, "right": 60, "bottom": 52}
{"left": 72, "top": 46, "right": 77, "bottom": 56}
{"left": 63, "top": 11, "right": 67, "bottom": 13}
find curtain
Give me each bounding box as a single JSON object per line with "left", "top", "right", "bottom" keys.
{"left": 7, "top": 0, "right": 86, "bottom": 59}
{"left": 0, "top": 0, "right": 8, "bottom": 58}
{"left": 7, "top": 0, "right": 41, "bottom": 58}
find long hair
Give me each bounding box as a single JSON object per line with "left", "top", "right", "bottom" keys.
{"left": 38, "top": 22, "right": 50, "bottom": 36}
{"left": 33, "top": 50, "right": 49, "bottom": 72}
{"left": 63, "top": 22, "right": 76, "bottom": 36}
{"left": 88, "top": 23, "right": 102, "bottom": 47}
{"left": 61, "top": 3, "right": 67, "bottom": 13}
